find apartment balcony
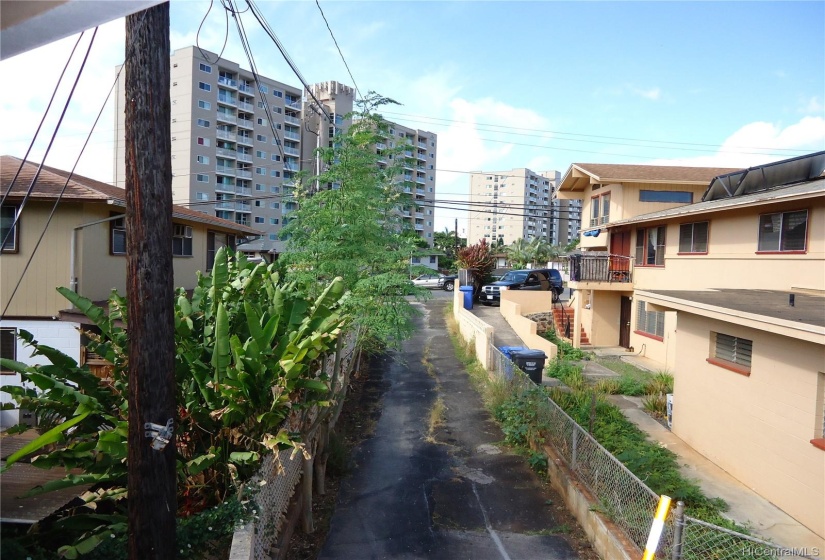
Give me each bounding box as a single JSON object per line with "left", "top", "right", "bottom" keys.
{"left": 215, "top": 182, "right": 235, "bottom": 193}
{"left": 235, "top": 202, "right": 251, "bottom": 212}
{"left": 215, "top": 201, "right": 235, "bottom": 210}
{"left": 403, "top": 186, "right": 412, "bottom": 194}
{"left": 417, "top": 152, "right": 426, "bottom": 161}
{"left": 415, "top": 188, "right": 425, "bottom": 195}
{"left": 236, "top": 169, "right": 252, "bottom": 179}
{"left": 414, "top": 223, "right": 424, "bottom": 231}
{"left": 284, "top": 115, "right": 300, "bottom": 126}
{"left": 218, "top": 76, "right": 238, "bottom": 89}
{"left": 237, "top": 135, "right": 253, "bottom": 146}
{"left": 237, "top": 118, "right": 253, "bottom": 130}
{"left": 404, "top": 150, "right": 414, "bottom": 157}
{"left": 236, "top": 217, "right": 251, "bottom": 226}
{"left": 238, "top": 101, "right": 254, "bottom": 111}
{"left": 235, "top": 152, "right": 252, "bottom": 162}
{"left": 284, "top": 131, "right": 300, "bottom": 141}
{"left": 216, "top": 112, "right": 236, "bottom": 125}
{"left": 403, "top": 210, "right": 411, "bottom": 217}
{"left": 285, "top": 99, "right": 301, "bottom": 110}
{"left": 284, "top": 147, "right": 300, "bottom": 157}
{"left": 236, "top": 186, "right": 251, "bottom": 196}
{"left": 216, "top": 130, "right": 236, "bottom": 142}
{"left": 415, "top": 212, "right": 424, "bottom": 219}
{"left": 216, "top": 147, "right": 236, "bottom": 159}
{"left": 418, "top": 141, "right": 427, "bottom": 149}
{"left": 238, "top": 83, "right": 254, "bottom": 95}
{"left": 568, "top": 253, "right": 633, "bottom": 289}
{"left": 284, "top": 162, "right": 299, "bottom": 172}
{"left": 216, "top": 165, "right": 235, "bottom": 176}
{"left": 415, "top": 176, "right": 425, "bottom": 184}
{"left": 376, "top": 142, "right": 386, "bottom": 150}
{"left": 217, "top": 94, "right": 237, "bottom": 107}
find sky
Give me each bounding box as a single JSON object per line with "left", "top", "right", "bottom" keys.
{"left": 1, "top": 1, "right": 823, "bottom": 237}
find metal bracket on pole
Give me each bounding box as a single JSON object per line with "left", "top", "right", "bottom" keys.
{"left": 144, "top": 418, "right": 174, "bottom": 451}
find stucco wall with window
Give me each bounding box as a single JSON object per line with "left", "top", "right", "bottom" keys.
{"left": 673, "top": 312, "right": 825, "bottom": 538}
{"left": 632, "top": 198, "right": 825, "bottom": 292}
{"left": 628, "top": 301, "right": 676, "bottom": 369}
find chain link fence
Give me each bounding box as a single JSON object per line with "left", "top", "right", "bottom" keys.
{"left": 488, "top": 345, "right": 817, "bottom": 560}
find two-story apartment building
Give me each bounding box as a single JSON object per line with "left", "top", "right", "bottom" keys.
{"left": 556, "top": 162, "right": 738, "bottom": 348}
{"left": 561, "top": 152, "right": 825, "bottom": 538}
{"left": 0, "top": 155, "right": 258, "bottom": 427}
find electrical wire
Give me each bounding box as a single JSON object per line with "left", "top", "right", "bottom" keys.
{"left": 314, "top": 0, "right": 362, "bottom": 101}
{"left": 1, "top": 29, "right": 97, "bottom": 253}
{"left": 196, "top": 0, "right": 230, "bottom": 64}
{"left": 0, "top": 34, "right": 86, "bottom": 210}
{"left": 243, "top": 0, "right": 333, "bottom": 122}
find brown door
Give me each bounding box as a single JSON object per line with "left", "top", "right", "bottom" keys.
{"left": 619, "top": 296, "right": 632, "bottom": 348}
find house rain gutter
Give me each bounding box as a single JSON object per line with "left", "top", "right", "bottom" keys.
{"left": 70, "top": 214, "right": 124, "bottom": 297}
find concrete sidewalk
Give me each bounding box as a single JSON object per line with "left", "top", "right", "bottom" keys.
{"left": 467, "top": 305, "right": 825, "bottom": 553}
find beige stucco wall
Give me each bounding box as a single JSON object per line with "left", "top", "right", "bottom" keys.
{"left": 587, "top": 291, "right": 622, "bottom": 347}
{"left": 2, "top": 200, "right": 236, "bottom": 317}
{"left": 499, "top": 290, "right": 555, "bottom": 315}
{"left": 627, "top": 304, "right": 677, "bottom": 370}
{"left": 633, "top": 198, "right": 825, "bottom": 292}
{"left": 499, "top": 295, "right": 558, "bottom": 360}
{"left": 672, "top": 312, "right": 825, "bottom": 537}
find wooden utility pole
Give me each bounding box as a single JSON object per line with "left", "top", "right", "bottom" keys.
{"left": 124, "top": 4, "right": 176, "bottom": 559}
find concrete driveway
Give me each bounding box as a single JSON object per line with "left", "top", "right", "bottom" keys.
{"left": 319, "top": 299, "right": 583, "bottom": 559}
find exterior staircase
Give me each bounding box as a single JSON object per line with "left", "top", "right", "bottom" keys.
{"left": 553, "top": 305, "right": 590, "bottom": 347}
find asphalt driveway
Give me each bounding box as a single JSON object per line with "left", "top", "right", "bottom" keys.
{"left": 319, "top": 299, "right": 583, "bottom": 560}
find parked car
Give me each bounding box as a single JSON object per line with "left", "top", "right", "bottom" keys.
{"left": 412, "top": 273, "right": 444, "bottom": 289}
{"left": 437, "top": 274, "right": 458, "bottom": 291}
{"left": 480, "top": 268, "right": 563, "bottom": 306}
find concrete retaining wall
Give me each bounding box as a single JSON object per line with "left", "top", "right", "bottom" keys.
{"left": 500, "top": 296, "right": 557, "bottom": 360}
{"left": 453, "top": 283, "right": 494, "bottom": 368}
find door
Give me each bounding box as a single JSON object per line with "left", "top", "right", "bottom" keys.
{"left": 610, "top": 230, "right": 632, "bottom": 280}
{"left": 619, "top": 296, "right": 632, "bottom": 348}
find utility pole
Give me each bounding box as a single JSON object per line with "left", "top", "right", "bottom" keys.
{"left": 454, "top": 218, "right": 459, "bottom": 254}
{"left": 124, "top": 4, "right": 176, "bottom": 559}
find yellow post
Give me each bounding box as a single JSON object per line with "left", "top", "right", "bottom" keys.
{"left": 642, "top": 495, "right": 672, "bottom": 560}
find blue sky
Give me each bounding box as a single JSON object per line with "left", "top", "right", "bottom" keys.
{"left": 1, "top": 1, "right": 823, "bottom": 235}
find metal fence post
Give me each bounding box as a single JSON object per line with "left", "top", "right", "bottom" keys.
{"left": 571, "top": 427, "right": 578, "bottom": 470}
{"left": 671, "top": 500, "right": 685, "bottom": 560}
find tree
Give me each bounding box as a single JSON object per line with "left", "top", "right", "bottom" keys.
{"left": 504, "top": 238, "right": 531, "bottom": 269}
{"left": 433, "top": 228, "right": 466, "bottom": 272}
{"left": 279, "top": 92, "right": 421, "bottom": 353}
{"left": 457, "top": 238, "right": 495, "bottom": 296}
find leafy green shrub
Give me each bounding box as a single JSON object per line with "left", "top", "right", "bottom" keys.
{"left": 616, "top": 372, "right": 648, "bottom": 396}
{"left": 541, "top": 329, "right": 587, "bottom": 361}
{"left": 642, "top": 393, "right": 667, "bottom": 418}
{"left": 528, "top": 451, "right": 548, "bottom": 476}
{"left": 645, "top": 372, "right": 674, "bottom": 395}
{"left": 592, "top": 378, "right": 620, "bottom": 394}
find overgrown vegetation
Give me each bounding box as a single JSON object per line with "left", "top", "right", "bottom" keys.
{"left": 541, "top": 328, "right": 588, "bottom": 361}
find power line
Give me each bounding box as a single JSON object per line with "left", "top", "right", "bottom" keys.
{"left": 314, "top": 0, "right": 362, "bottom": 100}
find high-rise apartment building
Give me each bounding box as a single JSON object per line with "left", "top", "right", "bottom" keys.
{"left": 114, "top": 46, "right": 303, "bottom": 242}
{"left": 114, "top": 49, "right": 438, "bottom": 245}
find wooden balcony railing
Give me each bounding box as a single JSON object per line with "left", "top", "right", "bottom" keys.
{"left": 569, "top": 253, "right": 633, "bottom": 283}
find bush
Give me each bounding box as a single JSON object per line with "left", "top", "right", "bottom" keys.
{"left": 645, "top": 372, "right": 674, "bottom": 395}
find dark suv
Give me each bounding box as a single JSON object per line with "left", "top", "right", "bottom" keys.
{"left": 480, "top": 269, "right": 563, "bottom": 306}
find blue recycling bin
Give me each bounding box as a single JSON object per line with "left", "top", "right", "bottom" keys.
{"left": 511, "top": 349, "right": 547, "bottom": 384}
{"left": 459, "top": 285, "right": 474, "bottom": 310}
{"left": 498, "top": 346, "right": 527, "bottom": 380}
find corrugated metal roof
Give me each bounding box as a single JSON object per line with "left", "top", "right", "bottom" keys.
{"left": 1, "top": 155, "right": 260, "bottom": 235}
{"left": 607, "top": 178, "right": 825, "bottom": 227}
{"left": 702, "top": 151, "right": 825, "bottom": 201}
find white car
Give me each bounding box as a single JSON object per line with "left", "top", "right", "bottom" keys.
{"left": 411, "top": 273, "right": 443, "bottom": 289}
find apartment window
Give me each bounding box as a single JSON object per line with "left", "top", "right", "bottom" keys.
{"left": 257, "top": 118, "right": 267, "bottom": 126}
{"left": 710, "top": 332, "right": 753, "bottom": 375}
{"left": 0, "top": 328, "right": 16, "bottom": 373}
{"left": 196, "top": 155, "right": 209, "bottom": 164}
{"left": 197, "top": 137, "right": 211, "bottom": 147}
{"left": 207, "top": 231, "right": 235, "bottom": 270}
{"left": 197, "top": 119, "right": 210, "bottom": 128}
{"left": 257, "top": 101, "right": 264, "bottom": 109}
{"left": 636, "top": 300, "right": 665, "bottom": 339}
{"left": 268, "top": 202, "right": 279, "bottom": 209}
{"left": 270, "top": 218, "right": 278, "bottom": 225}
{"left": 1, "top": 205, "right": 19, "bottom": 253}
{"left": 429, "top": 256, "right": 436, "bottom": 264}
{"left": 271, "top": 170, "right": 280, "bottom": 178}
{"left": 272, "top": 154, "right": 280, "bottom": 161}
{"left": 259, "top": 85, "right": 269, "bottom": 94}
{"left": 276, "top": 124, "right": 282, "bottom": 130}
{"left": 269, "top": 234, "right": 277, "bottom": 241}
{"left": 198, "top": 82, "right": 211, "bottom": 92}
{"left": 273, "top": 89, "right": 283, "bottom": 98}
{"left": 639, "top": 190, "right": 693, "bottom": 203}
{"left": 270, "top": 186, "right": 280, "bottom": 193}
{"left": 590, "top": 192, "right": 610, "bottom": 226}
{"left": 256, "top": 150, "right": 267, "bottom": 159}
{"left": 196, "top": 192, "right": 209, "bottom": 201}
{"left": 199, "top": 62, "right": 212, "bottom": 73}
{"left": 257, "top": 134, "right": 267, "bottom": 142}
{"left": 172, "top": 224, "right": 193, "bottom": 257}
{"left": 679, "top": 222, "right": 709, "bottom": 253}
{"left": 196, "top": 174, "right": 209, "bottom": 183}
{"left": 635, "top": 226, "right": 666, "bottom": 266}
{"left": 254, "top": 217, "right": 265, "bottom": 224}
{"left": 274, "top": 107, "right": 282, "bottom": 114}
{"left": 110, "top": 215, "right": 126, "bottom": 255}
{"left": 197, "top": 100, "right": 211, "bottom": 110}
{"left": 757, "top": 210, "right": 808, "bottom": 252}
{"left": 255, "top": 167, "right": 265, "bottom": 176}
{"left": 255, "top": 183, "right": 264, "bottom": 191}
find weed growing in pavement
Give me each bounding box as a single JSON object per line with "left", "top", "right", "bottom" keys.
{"left": 427, "top": 396, "right": 446, "bottom": 442}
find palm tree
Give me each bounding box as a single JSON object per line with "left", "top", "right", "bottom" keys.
{"left": 528, "top": 237, "right": 553, "bottom": 267}
{"left": 505, "top": 238, "right": 530, "bottom": 269}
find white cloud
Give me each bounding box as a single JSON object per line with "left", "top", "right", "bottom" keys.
{"left": 595, "top": 84, "right": 662, "bottom": 101}
{"left": 645, "top": 116, "right": 825, "bottom": 169}
{"left": 632, "top": 86, "right": 661, "bottom": 101}
{"left": 801, "top": 96, "right": 823, "bottom": 115}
